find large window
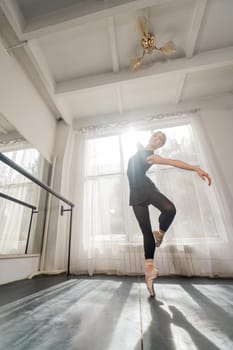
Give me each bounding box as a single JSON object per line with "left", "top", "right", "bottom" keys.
{"left": 84, "top": 121, "right": 220, "bottom": 244}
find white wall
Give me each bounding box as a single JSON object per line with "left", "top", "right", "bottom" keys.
{"left": 0, "top": 255, "right": 40, "bottom": 285}
{"left": 0, "top": 45, "right": 56, "bottom": 162}
{"left": 199, "top": 108, "right": 233, "bottom": 218}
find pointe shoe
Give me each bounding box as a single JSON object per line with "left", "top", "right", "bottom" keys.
{"left": 153, "top": 230, "right": 165, "bottom": 248}
{"left": 145, "top": 266, "right": 158, "bottom": 297}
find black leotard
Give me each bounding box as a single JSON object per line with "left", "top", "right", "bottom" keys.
{"left": 127, "top": 149, "right": 157, "bottom": 206}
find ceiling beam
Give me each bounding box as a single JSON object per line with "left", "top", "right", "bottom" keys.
{"left": 5, "top": 0, "right": 169, "bottom": 40}
{"left": 107, "top": 15, "right": 124, "bottom": 113}
{"left": 185, "top": 0, "right": 208, "bottom": 58}
{"left": 0, "top": 126, "right": 7, "bottom": 134}
{"left": 23, "top": 41, "right": 72, "bottom": 124}
{"left": 116, "top": 86, "right": 123, "bottom": 113}
{"left": 17, "top": 45, "right": 71, "bottom": 123}
{"left": 25, "top": 40, "right": 55, "bottom": 91}
{"left": 56, "top": 46, "right": 233, "bottom": 95}
{"left": 108, "top": 16, "right": 120, "bottom": 73}
{"left": 174, "top": 73, "right": 187, "bottom": 104}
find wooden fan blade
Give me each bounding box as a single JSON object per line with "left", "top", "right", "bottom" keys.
{"left": 159, "top": 40, "right": 176, "bottom": 54}
{"left": 135, "top": 16, "right": 148, "bottom": 35}
{"left": 130, "top": 56, "right": 143, "bottom": 71}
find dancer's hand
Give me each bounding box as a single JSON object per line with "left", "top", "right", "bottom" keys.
{"left": 196, "top": 168, "right": 212, "bottom": 186}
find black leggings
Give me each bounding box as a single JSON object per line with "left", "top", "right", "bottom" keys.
{"left": 133, "top": 189, "right": 176, "bottom": 259}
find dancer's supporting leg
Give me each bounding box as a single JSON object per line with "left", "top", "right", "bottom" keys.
{"left": 133, "top": 205, "right": 158, "bottom": 296}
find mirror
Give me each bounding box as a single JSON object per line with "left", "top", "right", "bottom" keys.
{"left": 0, "top": 113, "right": 52, "bottom": 256}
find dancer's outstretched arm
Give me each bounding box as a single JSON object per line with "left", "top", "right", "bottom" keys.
{"left": 147, "top": 154, "right": 212, "bottom": 186}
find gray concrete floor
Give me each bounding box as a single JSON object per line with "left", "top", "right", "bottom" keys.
{"left": 0, "top": 275, "right": 232, "bottom": 350}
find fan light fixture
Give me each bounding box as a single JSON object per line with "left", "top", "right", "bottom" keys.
{"left": 130, "top": 16, "right": 176, "bottom": 71}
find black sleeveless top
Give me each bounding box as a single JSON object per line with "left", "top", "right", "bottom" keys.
{"left": 127, "top": 149, "right": 157, "bottom": 206}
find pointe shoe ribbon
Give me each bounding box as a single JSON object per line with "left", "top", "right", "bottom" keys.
{"left": 145, "top": 266, "right": 158, "bottom": 297}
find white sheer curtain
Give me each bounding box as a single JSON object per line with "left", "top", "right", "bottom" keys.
{"left": 0, "top": 148, "right": 41, "bottom": 254}
{"left": 70, "top": 114, "right": 229, "bottom": 276}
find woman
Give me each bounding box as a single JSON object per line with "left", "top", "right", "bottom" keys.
{"left": 127, "top": 131, "right": 211, "bottom": 297}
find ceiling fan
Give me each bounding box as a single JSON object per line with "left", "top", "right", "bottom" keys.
{"left": 130, "top": 16, "right": 176, "bottom": 71}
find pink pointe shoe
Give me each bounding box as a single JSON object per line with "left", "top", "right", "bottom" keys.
{"left": 145, "top": 265, "right": 158, "bottom": 297}
{"left": 153, "top": 230, "right": 165, "bottom": 248}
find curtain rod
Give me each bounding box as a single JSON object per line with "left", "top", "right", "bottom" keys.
{"left": 77, "top": 109, "right": 199, "bottom": 133}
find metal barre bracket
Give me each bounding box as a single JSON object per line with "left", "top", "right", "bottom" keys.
{"left": 60, "top": 205, "right": 72, "bottom": 216}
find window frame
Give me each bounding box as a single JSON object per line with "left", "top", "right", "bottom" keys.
{"left": 84, "top": 115, "right": 227, "bottom": 245}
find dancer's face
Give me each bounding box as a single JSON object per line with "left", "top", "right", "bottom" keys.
{"left": 148, "top": 131, "right": 166, "bottom": 149}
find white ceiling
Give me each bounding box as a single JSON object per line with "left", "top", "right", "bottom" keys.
{"left": 0, "top": 0, "right": 233, "bottom": 127}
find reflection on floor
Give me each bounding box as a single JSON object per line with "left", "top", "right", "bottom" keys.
{"left": 0, "top": 275, "right": 232, "bottom": 350}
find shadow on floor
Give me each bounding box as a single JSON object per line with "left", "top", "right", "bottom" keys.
{"left": 181, "top": 282, "right": 233, "bottom": 343}
{"left": 137, "top": 298, "right": 221, "bottom": 350}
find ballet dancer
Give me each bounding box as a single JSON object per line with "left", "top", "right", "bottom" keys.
{"left": 127, "top": 131, "right": 211, "bottom": 296}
